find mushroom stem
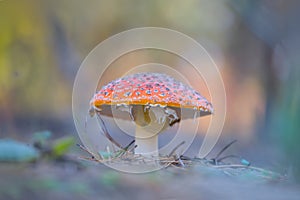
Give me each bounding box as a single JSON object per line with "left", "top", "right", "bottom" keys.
{"left": 135, "top": 125, "right": 159, "bottom": 156}
{"left": 132, "top": 105, "right": 169, "bottom": 157}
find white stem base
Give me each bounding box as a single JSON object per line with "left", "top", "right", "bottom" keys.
{"left": 135, "top": 125, "right": 159, "bottom": 157}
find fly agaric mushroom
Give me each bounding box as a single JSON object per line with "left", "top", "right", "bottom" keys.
{"left": 89, "top": 73, "right": 213, "bottom": 157}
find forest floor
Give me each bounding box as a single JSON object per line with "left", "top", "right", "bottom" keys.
{"left": 1, "top": 126, "right": 299, "bottom": 200}
{"left": 1, "top": 153, "right": 300, "bottom": 200}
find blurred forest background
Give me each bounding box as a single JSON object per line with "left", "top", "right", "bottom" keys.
{"left": 0, "top": 0, "right": 300, "bottom": 199}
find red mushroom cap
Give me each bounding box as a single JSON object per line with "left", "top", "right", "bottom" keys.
{"left": 90, "top": 73, "right": 213, "bottom": 118}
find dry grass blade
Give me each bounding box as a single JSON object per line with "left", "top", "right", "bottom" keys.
{"left": 214, "top": 140, "right": 237, "bottom": 161}
{"left": 77, "top": 144, "right": 103, "bottom": 162}
{"left": 168, "top": 141, "right": 185, "bottom": 157}
{"left": 96, "top": 113, "right": 123, "bottom": 149}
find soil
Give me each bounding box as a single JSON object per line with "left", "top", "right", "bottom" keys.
{"left": 0, "top": 157, "right": 299, "bottom": 200}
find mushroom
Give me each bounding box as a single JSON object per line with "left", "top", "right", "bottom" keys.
{"left": 89, "top": 73, "right": 213, "bottom": 157}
